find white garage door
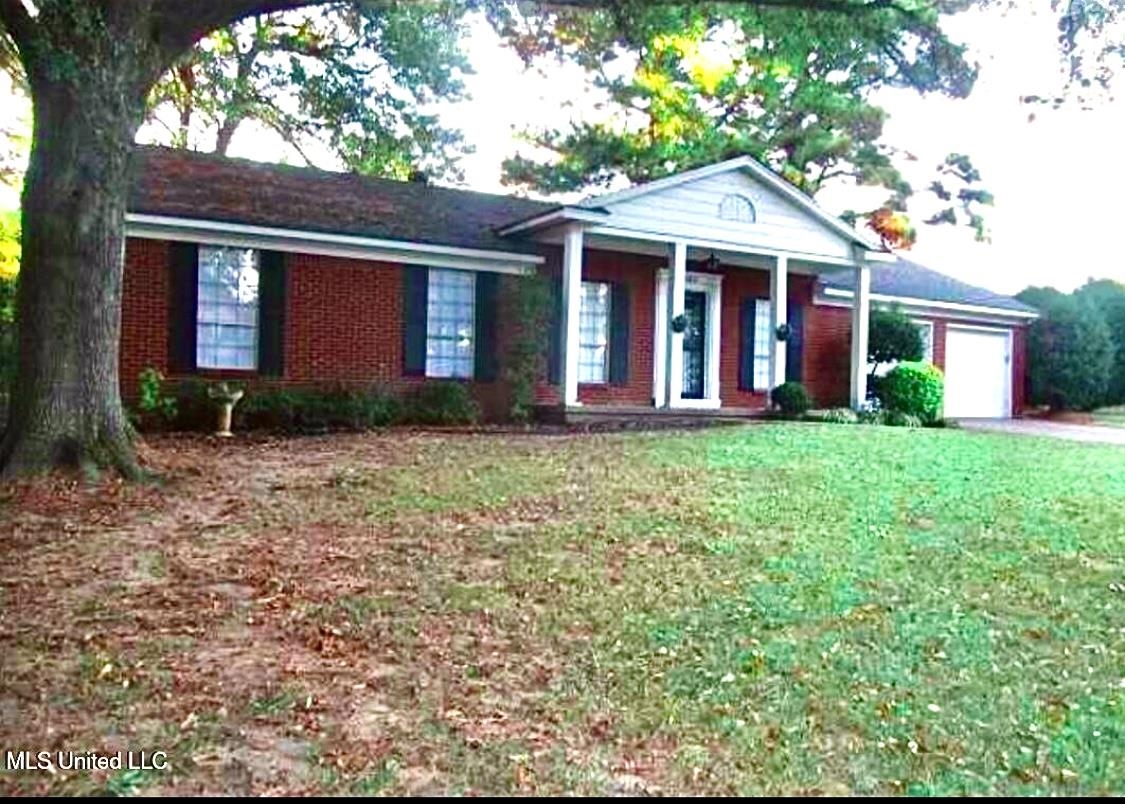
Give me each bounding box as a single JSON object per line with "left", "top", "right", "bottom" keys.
{"left": 944, "top": 326, "right": 1012, "bottom": 419}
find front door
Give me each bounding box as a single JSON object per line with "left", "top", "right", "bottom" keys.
{"left": 682, "top": 290, "right": 707, "bottom": 400}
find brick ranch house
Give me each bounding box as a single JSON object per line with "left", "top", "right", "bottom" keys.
{"left": 121, "top": 147, "right": 1037, "bottom": 422}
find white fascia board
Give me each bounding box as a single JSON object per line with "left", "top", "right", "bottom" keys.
{"left": 586, "top": 224, "right": 858, "bottom": 266}
{"left": 126, "top": 214, "right": 543, "bottom": 274}
{"left": 818, "top": 287, "right": 1039, "bottom": 321}
{"left": 495, "top": 207, "right": 610, "bottom": 237}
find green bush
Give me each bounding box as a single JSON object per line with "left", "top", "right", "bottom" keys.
{"left": 172, "top": 377, "right": 214, "bottom": 431}
{"left": 1020, "top": 293, "right": 1114, "bottom": 411}
{"left": 135, "top": 367, "right": 178, "bottom": 428}
{"left": 858, "top": 407, "right": 886, "bottom": 426}
{"left": 869, "top": 305, "right": 924, "bottom": 371}
{"left": 236, "top": 385, "right": 400, "bottom": 432}
{"left": 771, "top": 381, "right": 812, "bottom": 417}
{"left": 821, "top": 407, "right": 859, "bottom": 425}
{"left": 884, "top": 410, "right": 923, "bottom": 428}
{"left": 402, "top": 381, "right": 480, "bottom": 426}
{"left": 878, "top": 362, "right": 944, "bottom": 423}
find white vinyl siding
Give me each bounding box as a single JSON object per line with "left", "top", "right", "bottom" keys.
{"left": 753, "top": 298, "right": 772, "bottom": 391}
{"left": 578, "top": 281, "right": 611, "bottom": 384}
{"left": 599, "top": 171, "right": 852, "bottom": 260}
{"left": 426, "top": 268, "right": 475, "bottom": 379}
{"left": 197, "top": 246, "right": 260, "bottom": 370}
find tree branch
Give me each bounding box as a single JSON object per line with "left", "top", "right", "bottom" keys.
{"left": 0, "top": 0, "right": 34, "bottom": 51}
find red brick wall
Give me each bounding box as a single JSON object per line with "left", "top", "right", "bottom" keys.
{"left": 285, "top": 254, "right": 402, "bottom": 384}
{"left": 120, "top": 238, "right": 515, "bottom": 420}
{"left": 1012, "top": 325, "right": 1027, "bottom": 415}
{"left": 120, "top": 238, "right": 171, "bottom": 394}
{"left": 577, "top": 250, "right": 659, "bottom": 406}
{"left": 804, "top": 305, "right": 852, "bottom": 409}
{"left": 120, "top": 236, "right": 1030, "bottom": 420}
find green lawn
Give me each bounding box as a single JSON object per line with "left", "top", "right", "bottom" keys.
{"left": 1094, "top": 405, "right": 1125, "bottom": 428}
{"left": 1, "top": 424, "right": 1122, "bottom": 795}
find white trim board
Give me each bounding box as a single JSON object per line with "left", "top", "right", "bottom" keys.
{"left": 817, "top": 288, "right": 1038, "bottom": 322}
{"left": 126, "top": 214, "right": 543, "bottom": 274}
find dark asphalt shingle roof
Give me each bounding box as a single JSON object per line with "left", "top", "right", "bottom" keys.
{"left": 820, "top": 258, "right": 1038, "bottom": 314}
{"left": 129, "top": 146, "right": 557, "bottom": 255}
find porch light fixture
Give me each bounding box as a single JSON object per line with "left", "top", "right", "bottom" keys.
{"left": 704, "top": 252, "right": 721, "bottom": 271}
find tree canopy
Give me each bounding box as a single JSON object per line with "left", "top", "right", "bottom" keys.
{"left": 147, "top": 1, "right": 473, "bottom": 180}
{"left": 497, "top": 1, "right": 995, "bottom": 245}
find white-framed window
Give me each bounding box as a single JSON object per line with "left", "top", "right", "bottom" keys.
{"left": 753, "top": 298, "right": 772, "bottom": 391}
{"left": 197, "top": 246, "right": 260, "bottom": 370}
{"left": 915, "top": 320, "right": 935, "bottom": 363}
{"left": 719, "top": 194, "right": 757, "bottom": 224}
{"left": 426, "top": 268, "right": 476, "bottom": 379}
{"left": 579, "top": 281, "right": 611, "bottom": 384}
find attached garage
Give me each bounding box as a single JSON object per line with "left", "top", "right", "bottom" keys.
{"left": 943, "top": 326, "right": 1013, "bottom": 419}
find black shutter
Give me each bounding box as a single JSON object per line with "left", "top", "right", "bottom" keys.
{"left": 474, "top": 272, "right": 500, "bottom": 382}
{"left": 609, "top": 282, "right": 631, "bottom": 385}
{"left": 547, "top": 275, "right": 563, "bottom": 385}
{"left": 168, "top": 241, "right": 199, "bottom": 373}
{"left": 258, "top": 251, "right": 287, "bottom": 377}
{"left": 402, "top": 266, "right": 429, "bottom": 376}
{"left": 785, "top": 303, "right": 804, "bottom": 383}
{"left": 739, "top": 297, "right": 756, "bottom": 391}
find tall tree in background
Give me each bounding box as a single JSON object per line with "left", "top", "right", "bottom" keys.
{"left": 0, "top": 0, "right": 1120, "bottom": 478}
{"left": 1075, "top": 278, "right": 1125, "bottom": 403}
{"left": 147, "top": 1, "right": 472, "bottom": 180}
{"left": 498, "top": 2, "right": 992, "bottom": 246}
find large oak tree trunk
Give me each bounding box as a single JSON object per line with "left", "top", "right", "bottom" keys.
{"left": 0, "top": 76, "right": 148, "bottom": 479}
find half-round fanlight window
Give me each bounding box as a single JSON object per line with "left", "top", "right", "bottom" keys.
{"left": 718, "top": 194, "right": 757, "bottom": 224}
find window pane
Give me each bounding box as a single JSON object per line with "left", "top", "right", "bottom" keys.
{"left": 753, "top": 299, "right": 772, "bottom": 391}
{"left": 426, "top": 269, "right": 476, "bottom": 379}
{"left": 579, "top": 281, "right": 611, "bottom": 384}
{"left": 917, "top": 323, "right": 934, "bottom": 362}
{"left": 197, "top": 247, "right": 260, "bottom": 370}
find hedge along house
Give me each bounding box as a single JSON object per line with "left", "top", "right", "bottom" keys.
{"left": 121, "top": 147, "right": 1037, "bottom": 422}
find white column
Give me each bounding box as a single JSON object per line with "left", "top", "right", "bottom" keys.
{"left": 561, "top": 224, "right": 584, "bottom": 407}
{"left": 769, "top": 254, "right": 788, "bottom": 390}
{"left": 666, "top": 241, "right": 688, "bottom": 407}
{"left": 850, "top": 258, "right": 872, "bottom": 409}
{"left": 653, "top": 271, "right": 669, "bottom": 408}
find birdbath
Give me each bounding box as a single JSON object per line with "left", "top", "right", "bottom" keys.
{"left": 208, "top": 382, "right": 244, "bottom": 438}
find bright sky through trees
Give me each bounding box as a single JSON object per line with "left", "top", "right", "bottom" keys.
{"left": 1, "top": 3, "right": 1120, "bottom": 295}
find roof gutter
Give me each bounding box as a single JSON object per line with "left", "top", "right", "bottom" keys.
{"left": 126, "top": 214, "right": 544, "bottom": 274}
{"left": 819, "top": 286, "right": 1039, "bottom": 320}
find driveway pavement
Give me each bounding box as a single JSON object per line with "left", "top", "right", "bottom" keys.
{"left": 956, "top": 418, "right": 1125, "bottom": 445}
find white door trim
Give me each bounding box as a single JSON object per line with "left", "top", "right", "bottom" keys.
{"left": 656, "top": 269, "right": 723, "bottom": 409}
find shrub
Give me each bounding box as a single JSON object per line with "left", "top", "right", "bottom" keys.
{"left": 821, "top": 407, "right": 859, "bottom": 425}
{"left": 402, "top": 381, "right": 480, "bottom": 426}
{"left": 172, "top": 377, "right": 214, "bottom": 431}
{"left": 134, "top": 367, "right": 178, "bottom": 430}
{"left": 884, "top": 410, "right": 923, "bottom": 428}
{"left": 1020, "top": 293, "right": 1114, "bottom": 412}
{"left": 237, "top": 385, "right": 400, "bottom": 432}
{"left": 869, "top": 305, "right": 924, "bottom": 375}
{"left": 878, "top": 361, "right": 944, "bottom": 423}
{"left": 504, "top": 274, "right": 552, "bottom": 423}
{"left": 771, "top": 381, "right": 812, "bottom": 417}
{"left": 858, "top": 408, "right": 887, "bottom": 426}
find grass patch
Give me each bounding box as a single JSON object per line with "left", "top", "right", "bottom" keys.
{"left": 1, "top": 426, "right": 1121, "bottom": 795}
